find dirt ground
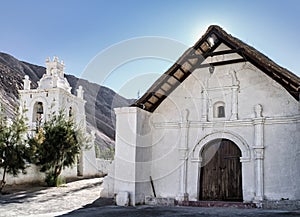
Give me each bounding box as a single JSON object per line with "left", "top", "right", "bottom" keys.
{"left": 0, "top": 177, "right": 108, "bottom": 216}
{"left": 0, "top": 178, "right": 299, "bottom": 217}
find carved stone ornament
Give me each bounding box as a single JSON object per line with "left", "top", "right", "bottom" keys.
{"left": 254, "top": 104, "right": 263, "bottom": 118}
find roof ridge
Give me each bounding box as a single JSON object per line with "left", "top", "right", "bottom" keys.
{"left": 133, "top": 25, "right": 300, "bottom": 112}
{"left": 211, "top": 26, "right": 300, "bottom": 82}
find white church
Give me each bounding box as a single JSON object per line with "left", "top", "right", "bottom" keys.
{"left": 107, "top": 25, "right": 300, "bottom": 207}
{"left": 14, "top": 56, "right": 99, "bottom": 183}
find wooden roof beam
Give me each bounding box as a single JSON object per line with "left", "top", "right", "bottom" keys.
{"left": 207, "top": 48, "right": 245, "bottom": 57}
{"left": 197, "top": 58, "right": 246, "bottom": 68}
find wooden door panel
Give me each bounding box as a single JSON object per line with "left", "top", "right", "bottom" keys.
{"left": 200, "top": 139, "right": 242, "bottom": 201}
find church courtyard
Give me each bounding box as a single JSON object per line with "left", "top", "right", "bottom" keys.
{"left": 0, "top": 178, "right": 299, "bottom": 217}
{"left": 0, "top": 178, "right": 105, "bottom": 217}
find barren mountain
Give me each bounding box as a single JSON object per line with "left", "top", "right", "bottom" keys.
{"left": 0, "top": 52, "right": 134, "bottom": 156}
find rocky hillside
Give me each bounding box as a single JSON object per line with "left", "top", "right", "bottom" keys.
{"left": 0, "top": 52, "right": 134, "bottom": 156}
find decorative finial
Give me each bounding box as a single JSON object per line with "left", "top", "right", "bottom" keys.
{"left": 182, "top": 109, "right": 190, "bottom": 122}
{"left": 77, "top": 85, "right": 84, "bottom": 99}
{"left": 254, "top": 104, "right": 263, "bottom": 118}
{"left": 53, "top": 56, "right": 58, "bottom": 62}
{"left": 23, "top": 75, "right": 31, "bottom": 90}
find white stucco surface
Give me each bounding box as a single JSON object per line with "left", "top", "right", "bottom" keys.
{"left": 4, "top": 57, "right": 101, "bottom": 185}
{"left": 111, "top": 43, "right": 300, "bottom": 205}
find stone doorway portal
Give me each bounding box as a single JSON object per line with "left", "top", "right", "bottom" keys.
{"left": 199, "top": 139, "right": 242, "bottom": 201}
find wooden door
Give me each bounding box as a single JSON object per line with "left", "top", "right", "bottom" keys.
{"left": 200, "top": 139, "right": 242, "bottom": 201}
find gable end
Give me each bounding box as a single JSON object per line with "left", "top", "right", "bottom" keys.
{"left": 132, "top": 25, "right": 300, "bottom": 112}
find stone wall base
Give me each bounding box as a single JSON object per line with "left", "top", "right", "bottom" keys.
{"left": 262, "top": 200, "right": 300, "bottom": 210}
{"left": 176, "top": 200, "right": 256, "bottom": 208}
{"left": 144, "top": 196, "right": 300, "bottom": 210}
{"left": 145, "top": 196, "right": 175, "bottom": 206}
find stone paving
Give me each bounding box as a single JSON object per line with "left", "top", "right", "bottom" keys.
{"left": 62, "top": 206, "right": 300, "bottom": 217}
{"left": 0, "top": 178, "right": 299, "bottom": 217}
{"left": 0, "top": 178, "right": 103, "bottom": 217}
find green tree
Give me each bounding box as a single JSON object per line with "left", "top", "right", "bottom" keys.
{"left": 0, "top": 107, "right": 30, "bottom": 193}
{"left": 29, "top": 111, "right": 85, "bottom": 187}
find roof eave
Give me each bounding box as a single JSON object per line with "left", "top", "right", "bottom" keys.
{"left": 132, "top": 25, "right": 300, "bottom": 112}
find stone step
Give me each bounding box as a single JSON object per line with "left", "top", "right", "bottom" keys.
{"left": 175, "top": 200, "right": 257, "bottom": 208}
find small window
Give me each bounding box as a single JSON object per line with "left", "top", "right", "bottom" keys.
{"left": 37, "top": 102, "right": 43, "bottom": 114}
{"left": 69, "top": 107, "right": 73, "bottom": 117}
{"left": 217, "top": 106, "right": 225, "bottom": 118}
{"left": 213, "top": 101, "right": 225, "bottom": 118}
{"left": 33, "top": 101, "right": 44, "bottom": 129}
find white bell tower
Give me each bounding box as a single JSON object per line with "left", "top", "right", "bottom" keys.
{"left": 19, "top": 57, "right": 98, "bottom": 177}
{"left": 19, "top": 56, "right": 85, "bottom": 131}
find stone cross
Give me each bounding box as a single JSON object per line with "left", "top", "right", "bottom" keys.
{"left": 23, "top": 75, "right": 31, "bottom": 90}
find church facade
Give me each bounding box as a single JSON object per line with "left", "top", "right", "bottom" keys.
{"left": 18, "top": 57, "right": 98, "bottom": 180}
{"left": 112, "top": 26, "right": 300, "bottom": 206}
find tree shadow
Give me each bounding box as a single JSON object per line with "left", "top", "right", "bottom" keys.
{"left": 37, "top": 180, "right": 103, "bottom": 203}
{"left": 0, "top": 178, "right": 101, "bottom": 205}
{"left": 0, "top": 183, "right": 49, "bottom": 205}
{"left": 57, "top": 197, "right": 114, "bottom": 216}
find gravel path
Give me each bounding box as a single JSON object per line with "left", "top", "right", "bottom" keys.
{"left": 0, "top": 178, "right": 299, "bottom": 217}
{"left": 0, "top": 178, "right": 104, "bottom": 217}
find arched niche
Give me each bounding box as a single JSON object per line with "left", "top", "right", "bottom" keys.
{"left": 191, "top": 131, "right": 251, "bottom": 163}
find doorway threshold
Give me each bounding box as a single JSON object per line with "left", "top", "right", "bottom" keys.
{"left": 175, "top": 200, "right": 256, "bottom": 208}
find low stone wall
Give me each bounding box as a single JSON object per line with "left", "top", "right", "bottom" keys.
{"left": 144, "top": 196, "right": 300, "bottom": 210}
{"left": 262, "top": 200, "right": 300, "bottom": 210}
{"left": 96, "top": 159, "right": 113, "bottom": 176}
{"left": 1, "top": 159, "right": 112, "bottom": 186}
{"left": 1, "top": 164, "right": 45, "bottom": 185}
{"left": 145, "top": 196, "right": 175, "bottom": 206}
{"left": 100, "top": 160, "right": 115, "bottom": 198}
{"left": 2, "top": 164, "right": 79, "bottom": 185}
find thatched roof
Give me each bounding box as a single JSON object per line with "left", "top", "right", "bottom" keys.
{"left": 132, "top": 25, "right": 300, "bottom": 112}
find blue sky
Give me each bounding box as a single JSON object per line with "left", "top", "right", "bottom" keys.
{"left": 0, "top": 0, "right": 299, "bottom": 98}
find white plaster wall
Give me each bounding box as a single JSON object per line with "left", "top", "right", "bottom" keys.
{"left": 149, "top": 58, "right": 299, "bottom": 202}
{"left": 2, "top": 165, "right": 45, "bottom": 185}
{"left": 114, "top": 107, "right": 140, "bottom": 205}
{"left": 96, "top": 159, "right": 113, "bottom": 175}
{"left": 263, "top": 121, "right": 300, "bottom": 200}
{"left": 20, "top": 88, "right": 86, "bottom": 128}
{"left": 135, "top": 108, "right": 152, "bottom": 203}
{"left": 114, "top": 107, "right": 153, "bottom": 205}
{"left": 237, "top": 64, "right": 299, "bottom": 118}
{"left": 60, "top": 165, "right": 78, "bottom": 178}
{"left": 114, "top": 107, "right": 138, "bottom": 196}
{"left": 82, "top": 146, "right": 99, "bottom": 176}
{"left": 101, "top": 160, "right": 115, "bottom": 198}
{"left": 149, "top": 123, "right": 258, "bottom": 201}
{"left": 150, "top": 128, "right": 181, "bottom": 198}
{"left": 112, "top": 43, "right": 299, "bottom": 203}
{"left": 2, "top": 156, "right": 101, "bottom": 186}
{"left": 3, "top": 164, "right": 78, "bottom": 185}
